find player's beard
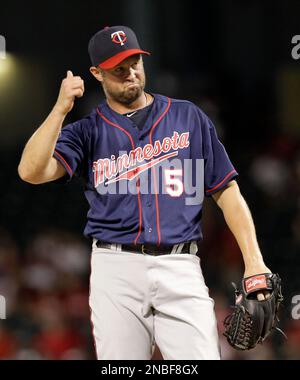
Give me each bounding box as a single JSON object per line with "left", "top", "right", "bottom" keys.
{"left": 102, "top": 78, "right": 146, "bottom": 106}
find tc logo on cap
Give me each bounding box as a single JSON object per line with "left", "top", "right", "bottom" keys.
{"left": 111, "top": 31, "right": 127, "bottom": 46}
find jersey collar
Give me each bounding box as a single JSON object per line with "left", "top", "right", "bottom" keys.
{"left": 97, "top": 93, "right": 170, "bottom": 139}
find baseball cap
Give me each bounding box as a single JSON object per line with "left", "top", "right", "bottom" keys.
{"left": 88, "top": 25, "right": 150, "bottom": 69}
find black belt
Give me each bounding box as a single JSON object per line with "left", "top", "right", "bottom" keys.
{"left": 95, "top": 241, "right": 195, "bottom": 256}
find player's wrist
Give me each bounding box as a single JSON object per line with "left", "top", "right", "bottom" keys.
{"left": 243, "top": 265, "right": 271, "bottom": 278}
{"left": 52, "top": 103, "right": 69, "bottom": 119}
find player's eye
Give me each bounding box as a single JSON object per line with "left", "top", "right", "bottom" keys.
{"left": 114, "top": 67, "right": 124, "bottom": 74}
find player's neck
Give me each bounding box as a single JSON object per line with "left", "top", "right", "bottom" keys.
{"left": 106, "top": 92, "right": 151, "bottom": 115}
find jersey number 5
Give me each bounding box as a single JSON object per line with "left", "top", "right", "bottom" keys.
{"left": 164, "top": 169, "right": 184, "bottom": 197}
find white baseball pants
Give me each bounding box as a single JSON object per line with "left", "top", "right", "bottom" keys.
{"left": 89, "top": 242, "right": 220, "bottom": 360}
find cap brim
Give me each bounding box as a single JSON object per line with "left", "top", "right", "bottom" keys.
{"left": 98, "top": 49, "right": 150, "bottom": 69}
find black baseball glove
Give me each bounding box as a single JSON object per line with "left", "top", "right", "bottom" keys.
{"left": 223, "top": 273, "right": 284, "bottom": 350}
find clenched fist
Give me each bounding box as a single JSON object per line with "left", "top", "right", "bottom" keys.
{"left": 54, "top": 70, "right": 85, "bottom": 116}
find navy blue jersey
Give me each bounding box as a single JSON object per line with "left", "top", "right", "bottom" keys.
{"left": 53, "top": 93, "right": 238, "bottom": 245}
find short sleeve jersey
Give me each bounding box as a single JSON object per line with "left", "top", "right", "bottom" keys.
{"left": 53, "top": 94, "right": 238, "bottom": 245}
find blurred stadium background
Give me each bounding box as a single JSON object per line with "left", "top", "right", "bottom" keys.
{"left": 0, "top": 0, "right": 300, "bottom": 360}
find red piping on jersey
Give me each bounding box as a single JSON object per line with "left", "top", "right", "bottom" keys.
{"left": 135, "top": 188, "right": 143, "bottom": 245}
{"left": 54, "top": 150, "right": 73, "bottom": 176}
{"left": 149, "top": 97, "right": 172, "bottom": 246}
{"left": 96, "top": 108, "right": 143, "bottom": 245}
{"left": 206, "top": 169, "right": 237, "bottom": 193}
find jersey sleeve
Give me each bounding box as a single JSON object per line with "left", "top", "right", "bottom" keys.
{"left": 202, "top": 114, "right": 238, "bottom": 196}
{"left": 53, "top": 120, "right": 86, "bottom": 182}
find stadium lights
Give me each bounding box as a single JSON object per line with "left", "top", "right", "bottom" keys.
{"left": 0, "top": 53, "right": 16, "bottom": 80}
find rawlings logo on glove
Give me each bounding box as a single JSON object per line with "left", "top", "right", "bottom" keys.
{"left": 244, "top": 275, "right": 267, "bottom": 292}
{"left": 223, "top": 273, "right": 285, "bottom": 350}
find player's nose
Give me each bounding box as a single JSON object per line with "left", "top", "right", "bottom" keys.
{"left": 126, "top": 67, "right": 137, "bottom": 80}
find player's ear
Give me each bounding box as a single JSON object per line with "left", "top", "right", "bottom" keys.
{"left": 90, "top": 66, "right": 104, "bottom": 82}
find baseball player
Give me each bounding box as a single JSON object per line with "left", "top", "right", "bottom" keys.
{"left": 18, "top": 25, "right": 273, "bottom": 360}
